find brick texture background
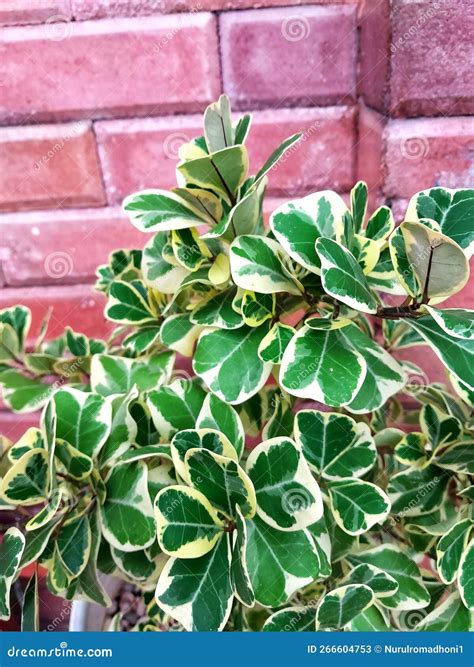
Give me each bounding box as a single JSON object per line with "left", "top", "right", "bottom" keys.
{"left": 0, "top": 0, "right": 473, "bottom": 437}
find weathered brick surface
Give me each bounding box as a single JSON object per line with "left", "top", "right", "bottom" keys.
{"left": 0, "top": 122, "right": 106, "bottom": 212}
{"left": 358, "top": 0, "right": 390, "bottom": 112}
{"left": 384, "top": 116, "right": 474, "bottom": 199}
{"left": 96, "top": 106, "right": 356, "bottom": 203}
{"left": 0, "top": 1, "right": 71, "bottom": 25}
{"left": 0, "top": 411, "right": 40, "bottom": 444}
{"left": 220, "top": 6, "right": 357, "bottom": 109}
{"left": 71, "top": 0, "right": 358, "bottom": 21}
{"left": 0, "top": 207, "right": 146, "bottom": 286}
{"left": 390, "top": 0, "right": 474, "bottom": 117}
{"left": 357, "top": 102, "right": 385, "bottom": 206}
{"left": 0, "top": 285, "right": 110, "bottom": 340}
{"left": 0, "top": 14, "right": 220, "bottom": 124}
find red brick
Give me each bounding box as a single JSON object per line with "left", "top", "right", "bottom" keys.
{"left": 390, "top": 0, "right": 474, "bottom": 117}
{"left": 0, "top": 207, "right": 147, "bottom": 286}
{"left": 220, "top": 6, "right": 357, "bottom": 109}
{"left": 72, "top": 0, "right": 358, "bottom": 20}
{"left": 96, "top": 106, "right": 356, "bottom": 203}
{"left": 0, "top": 14, "right": 220, "bottom": 124}
{"left": 358, "top": 0, "right": 390, "bottom": 112}
{"left": 95, "top": 115, "right": 203, "bottom": 205}
{"left": 0, "top": 1, "right": 71, "bottom": 25}
{"left": 357, "top": 102, "right": 385, "bottom": 207}
{"left": 0, "top": 122, "right": 105, "bottom": 212}
{"left": 0, "top": 285, "right": 110, "bottom": 341}
{"left": 384, "top": 116, "right": 474, "bottom": 199}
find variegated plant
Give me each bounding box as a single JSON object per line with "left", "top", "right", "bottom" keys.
{"left": 0, "top": 96, "right": 473, "bottom": 632}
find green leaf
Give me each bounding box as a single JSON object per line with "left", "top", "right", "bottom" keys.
{"left": 406, "top": 186, "right": 474, "bottom": 255}
{"left": 316, "top": 584, "right": 374, "bottom": 630}
{"left": 0, "top": 323, "right": 20, "bottom": 363}
{"left": 394, "top": 432, "right": 427, "bottom": 467}
{"left": 436, "top": 519, "right": 473, "bottom": 584}
{"left": 101, "top": 461, "right": 155, "bottom": 552}
{"left": 99, "top": 389, "right": 138, "bottom": 465}
{"left": 241, "top": 291, "right": 275, "bottom": 327}
{"left": 257, "top": 322, "right": 295, "bottom": 364}
{"left": 0, "top": 528, "right": 26, "bottom": 621}
{"left": 25, "top": 489, "right": 62, "bottom": 531}
{"left": 261, "top": 393, "right": 294, "bottom": 440}
{"left": 196, "top": 393, "right": 245, "bottom": 459}
{"left": 91, "top": 352, "right": 173, "bottom": 396}
{"left": 263, "top": 607, "right": 315, "bottom": 632}
{"left": 458, "top": 539, "right": 474, "bottom": 610}
{"left": 123, "top": 190, "right": 207, "bottom": 232}
{"left": 204, "top": 94, "right": 233, "bottom": 152}
{"left": 190, "top": 288, "right": 243, "bottom": 330}
{"left": 230, "top": 235, "right": 302, "bottom": 295}
{"left": 156, "top": 534, "right": 233, "bottom": 631}
{"left": 348, "top": 545, "right": 430, "bottom": 610}
{"left": 171, "top": 227, "right": 210, "bottom": 271}
{"left": 388, "top": 465, "right": 449, "bottom": 516}
{"left": 0, "top": 369, "right": 50, "bottom": 413}
{"left": 391, "top": 221, "right": 469, "bottom": 301}
{"left": 280, "top": 321, "right": 366, "bottom": 407}
{"left": 350, "top": 181, "right": 368, "bottom": 233}
{"left": 434, "top": 441, "right": 474, "bottom": 474}
{"left": 7, "top": 427, "right": 44, "bottom": 463}
{"left": 425, "top": 306, "right": 474, "bottom": 340}
{"left": 0, "top": 449, "right": 48, "bottom": 506}
{"left": 160, "top": 314, "right": 202, "bottom": 358}
{"left": 234, "top": 114, "right": 251, "bottom": 145}
{"left": 307, "top": 514, "right": 332, "bottom": 578}
{"left": 342, "top": 563, "right": 398, "bottom": 598}
{"left": 231, "top": 506, "right": 255, "bottom": 607}
{"left": 418, "top": 591, "right": 472, "bottom": 631}
{"left": 21, "top": 570, "right": 39, "bottom": 631}
{"left": 155, "top": 485, "right": 224, "bottom": 558}
{"left": 53, "top": 387, "right": 111, "bottom": 458}
{"left": 349, "top": 605, "right": 390, "bottom": 631}
{"left": 186, "top": 449, "right": 255, "bottom": 520}
{"left": 407, "top": 316, "right": 474, "bottom": 390}
{"left": 57, "top": 513, "right": 91, "bottom": 577}
{"left": 364, "top": 205, "right": 394, "bottom": 243}
{"left": 178, "top": 146, "right": 248, "bottom": 205}
{"left": 328, "top": 479, "right": 390, "bottom": 535}
{"left": 0, "top": 305, "right": 30, "bottom": 350}
{"left": 246, "top": 437, "right": 322, "bottom": 531}
{"left": 171, "top": 428, "right": 238, "bottom": 482}
{"left": 72, "top": 509, "right": 111, "bottom": 607}
{"left": 193, "top": 325, "right": 272, "bottom": 404}
{"left": 142, "top": 233, "right": 189, "bottom": 295}
{"left": 420, "top": 403, "right": 462, "bottom": 449}
{"left": 270, "top": 191, "right": 348, "bottom": 273}
{"left": 105, "top": 281, "right": 155, "bottom": 325}
{"left": 19, "top": 518, "right": 61, "bottom": 569}
{"left": 294, "top": 410, "right": 376, "bottom": 479}
{"left": 55, "top": 439, "right": 93, "bottom": 480}
{"left": 147, "top": 379, "right": 206, "bottom": 440}
{"left": 245, "top": 515, "right": 319, "bottom": 607}
{"left": 315, "top": 238, "right": 378, "bottom": 313}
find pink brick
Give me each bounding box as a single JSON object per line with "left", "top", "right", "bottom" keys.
{"left": 0, "top": 1, "right": 71, "bottom": 25}
{"left": 384, "top": 116, "right": 474, "bottom": 199}
{"left": 0, "top": 207, "right": 146, "bottom": 286}
{"left": 0, "top": 14, "right": 220, "bottom": 124}
{"left": 357, "top": 102, "right": 385, "bottom": 206}
{"left": 96, "top": 106, "right": 356, "bottom": 204}
{"left": 0, "top": 285, "right": 110, "bottom": 340}
{"left": 0, "top": 122, "right": 105, "bottom": 212}
{"left": 72, "top": 0, "right": 357, "bottom": 21}
{"left": 390, "top": 0, "right": 474, "bottom": 117}
{"left": 220, "top": 6, "right": 357, "bottom": 109}
{"left": 358, "top": 0, "right": 390, "bottom": 111}
{"left": 95, "top": 115, "right": 204, "bottom": 205}
{"left": 0, "top": 411, "right": 40, "bottom": 443}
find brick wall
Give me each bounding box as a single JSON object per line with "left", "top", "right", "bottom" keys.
{"left": 0, "top": 0, "right": 473, "bottom": 436}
